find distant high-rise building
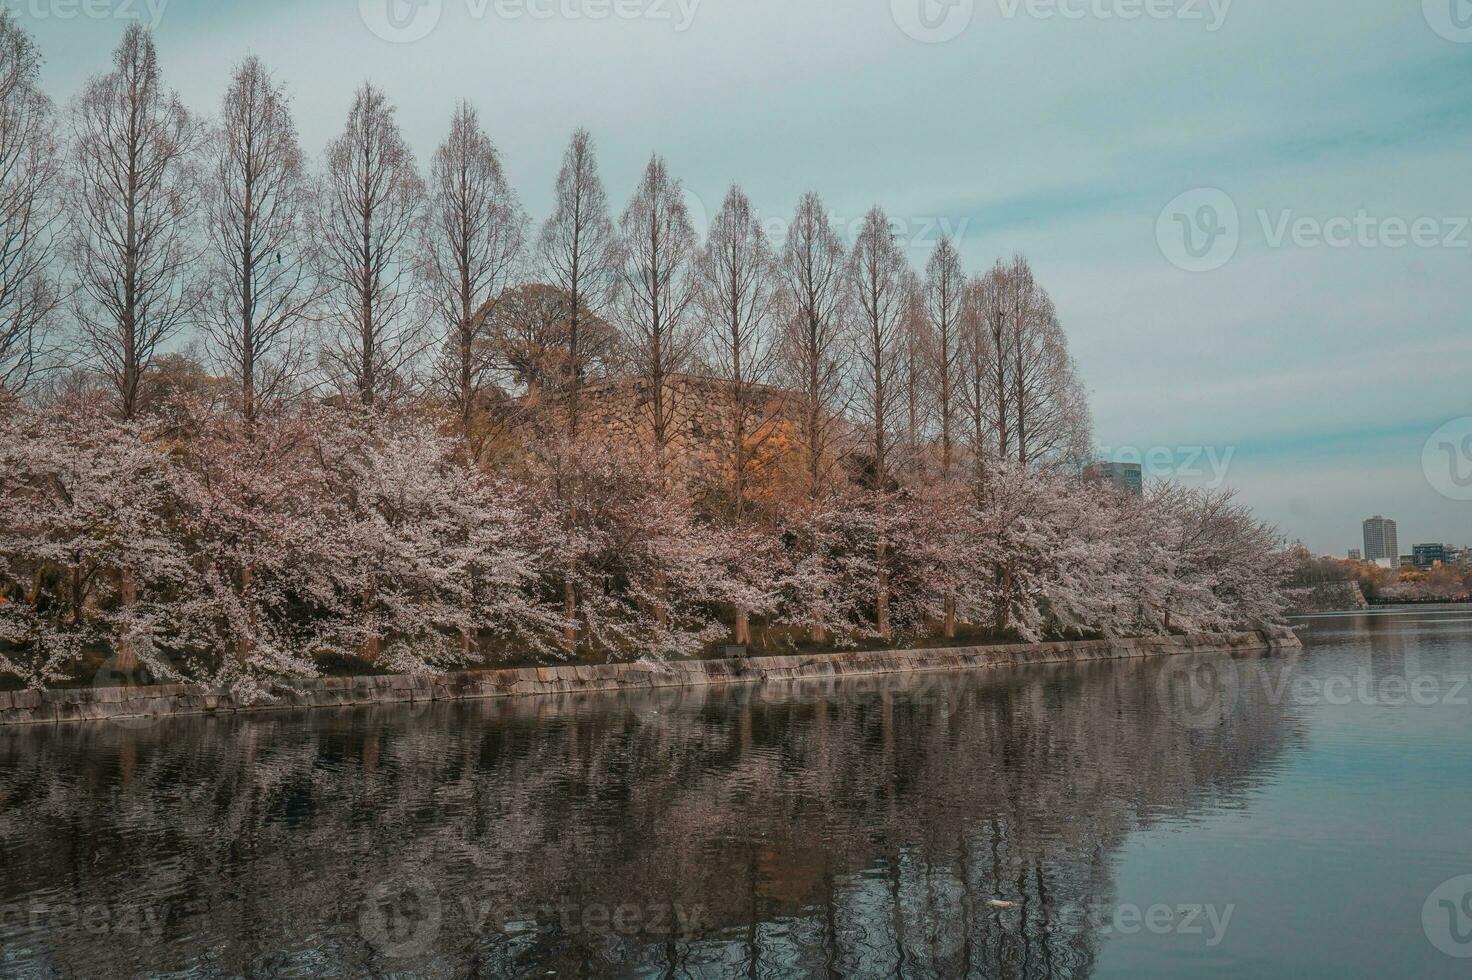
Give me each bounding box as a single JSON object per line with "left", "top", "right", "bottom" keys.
{"left": 1348, "top": 548, "right": 1362, "bottom": 561}
{"left": 1084, "top": 462, "right": 1144, "bottom": 497}
{"left": 1413, "top": 543, "right": 1448, "bottom": 569}
{"left": 1362, "top": 516, "right": 1399, "bottom": 564}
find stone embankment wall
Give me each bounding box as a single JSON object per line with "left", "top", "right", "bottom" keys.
{"left": 0, "top": 628, "right": 1301, "bottom": 727}
{"left": 1286, "top": 581, "right": 1369, "bottom": 614}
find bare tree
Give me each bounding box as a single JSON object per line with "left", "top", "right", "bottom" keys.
{"left": 0, "top": 12, "right": 61, "bottom": 398}
{"left": 773, "top": 192, "right": 852, "bottom": 645}
{"left": 849, "top": 208, "right": 909, "bottom": 492}
{"left": 537, "top": 129, "right": 615, "bottom": 435}
{"left": 976, "top": 260, "right": 1015, "bottom": 462}
{"left": 849, "top": 207, "right": 909, "bottom": 640}
{"left": 899, "top": 268, "right": 931, "bottom": 471}
{"left": 535, "top": 131, "right": 616, "bottom": 653}
{"left": 958, "top": 274, "right": 995, "bottom": 498}
{"left": 68, "top": 24, "right": 203, "bottom": 420}
{"left": 485, "top": 282, "right": 616, "bottom": 404}
{"left": 1006, "top": 256, "right": 1044, "bottom": 465}
{"left": 1014, "top": 290, "right": 1091, "bottom": 468}
{"left": 1003, "top": 255, "right": 1090, "bottom": 467}
{"left": 422, "top": 100, "right": 526, "bottom": 459}
{"left": 201, "top": 56, "right": 315, "bottom": 424}
{"left": 925, "top": 236, "right": 964, "bottom": 479}
{"left": 694, "top": 184, "right": 778, "bottom": 644}
{"left": 695, "top": 185, "right": 778, "bottom": 512}
{"left": 775, "top": 192, "right": 850, "bottom": 503}
{"left": 615, "top": 154, "right": 700, "bottom": 479}
{"left": 318, "top": 83, "right": 424, "bottom": 407}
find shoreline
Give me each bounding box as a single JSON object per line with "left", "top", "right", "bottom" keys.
{"left": 0, "top": 628, "right": 1302, "bottom": 727}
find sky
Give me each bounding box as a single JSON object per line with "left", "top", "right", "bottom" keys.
{"left": 9, "top": 0, "right": 1472, "bottom": 555}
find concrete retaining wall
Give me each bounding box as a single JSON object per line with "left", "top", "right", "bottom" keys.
{"left": 0, "top": 628, "right": 1301, "bottom": 727}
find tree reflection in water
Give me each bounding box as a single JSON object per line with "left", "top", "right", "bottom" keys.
{"left": 0, "top": 653, "right": 1298, "bottom": 977}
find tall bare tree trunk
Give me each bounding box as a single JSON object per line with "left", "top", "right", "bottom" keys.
{"left": 876, "top": 539, "right": 892, "bottom": 641}
{"left": 850, "top": 208, "right": 907, "bottom": 643}
{"left": 776, "top": 193, "right": 848, "bottom": 647}
{"left": 116, "top": 567, "right": 138, "bottom": 670}
{"left": 238, "top": 563, "right": 256, "bottom": 667}
{"left": 563, "top": 572, "right": 578, "bottom": 653}
{"left": 734, "top": 608, "right": 751, "bottom": 646}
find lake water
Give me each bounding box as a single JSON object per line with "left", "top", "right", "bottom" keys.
{"left": 2, "top": 609, "right": 1470, "bottom": 978}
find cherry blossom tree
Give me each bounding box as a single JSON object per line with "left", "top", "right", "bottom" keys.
{"left": 523, "top": 432, "right": 730, "bottom": 661}
{"left": 306, "top": 408, "right": 565, "bottom": 673}
{"left": 168, "top": 407, "right": 329, "bottom": 697}
{"left": 1147, "top": 483, "right": 1287, "bottom": 632}
{"left": 0, "top": 406, "right": 192, "bottom": 686}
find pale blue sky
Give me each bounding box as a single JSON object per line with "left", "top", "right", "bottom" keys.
{"left": 12, "top": 0, "right": 1472, "bottom": 554}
